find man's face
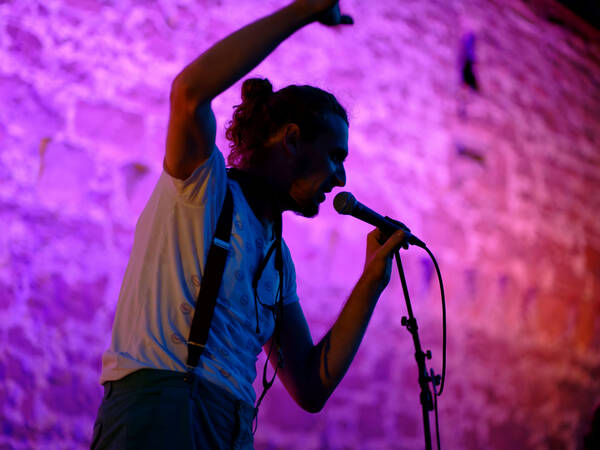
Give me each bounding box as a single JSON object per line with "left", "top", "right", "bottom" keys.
{"left": 288, "top": 113, "right": 348, "bottom": 218}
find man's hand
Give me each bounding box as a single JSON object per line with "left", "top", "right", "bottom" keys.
{"left": 294, "top": 0, "right": 354, "bottom": 26}
{"left": 362, "top": 229, "right": 407, "bottom": 294}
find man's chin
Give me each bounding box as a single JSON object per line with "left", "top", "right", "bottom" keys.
{"left": 292, "top": 200, "right": 319, "bottom": 218}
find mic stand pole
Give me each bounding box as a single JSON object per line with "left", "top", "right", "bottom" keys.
{"left": 394, "top": 250, "right": 436, "bottom": 450}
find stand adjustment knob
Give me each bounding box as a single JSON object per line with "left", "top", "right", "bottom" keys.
{"left": 425, "top": 350, "right": 432, "bottom": 360}
{"left": 401, "top": 316, "right": 408, "bottom": 326}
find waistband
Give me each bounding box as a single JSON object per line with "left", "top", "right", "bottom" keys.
{"left": 103, "top": 369, "right": 255, "bottom": 417}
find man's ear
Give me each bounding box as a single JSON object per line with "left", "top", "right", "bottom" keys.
{"left": 282, "top": 123, "right": 301, "bottom": 156}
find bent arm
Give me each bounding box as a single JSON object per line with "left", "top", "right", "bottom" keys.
{"left": 265, "top": 274, "right": 383, "bottom": 412}
{"left": 266, "top": 229, "right": 407, "bottom": 412}
{"left": 166, "top": 2, "right": 315, "bottom": 179}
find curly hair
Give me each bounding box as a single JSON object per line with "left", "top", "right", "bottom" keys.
{"left": 225, "top": 78, "right": 348, "bottom": 169}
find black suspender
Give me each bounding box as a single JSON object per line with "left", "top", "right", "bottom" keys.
{"left": 186, "top": 178, "right": 285, "bottom": 373}
{"left": 185, "top": 177, "right": 285, "bottom": 429}
{"left": 186, "top": 186, "right": 233, "bottom": 368}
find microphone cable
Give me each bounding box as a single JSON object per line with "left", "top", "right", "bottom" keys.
{"left": 423, "top": 245, "right": 446, "bottom": 396}
{"left": 422, "top": 245, "right": 446, "bottom": 450}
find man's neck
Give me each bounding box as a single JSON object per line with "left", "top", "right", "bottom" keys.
{"left": 227, "top": 168, "right": 292, "bottom": 232}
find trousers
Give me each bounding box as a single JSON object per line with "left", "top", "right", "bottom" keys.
{"left": 91, "top": 369, "right": 255, "bottom": 450}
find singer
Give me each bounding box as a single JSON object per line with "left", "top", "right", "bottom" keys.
{"left": 91, "top": 1, "right": 408, "bottom": 449}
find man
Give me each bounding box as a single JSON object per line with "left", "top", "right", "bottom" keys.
{"left": 92, "top": 1, "right": 407, "bottom": 448}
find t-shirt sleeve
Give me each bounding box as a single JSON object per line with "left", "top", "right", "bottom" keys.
{"left": 163, "top": 147, "right": 227, "bottom": 206}
{"left": 281, "top": 240, "right": 299, "bottom": 306}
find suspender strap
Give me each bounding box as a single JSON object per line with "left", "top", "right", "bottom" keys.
{"left": 186, "top": 186, "right": 233, "bottom": 368}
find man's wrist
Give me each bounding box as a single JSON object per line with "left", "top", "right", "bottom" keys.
{"left": 357, "top": 271, "right": 385, "bottom": 299}
{"left": 289, "top": 1, "right": 322, "bottom": 26}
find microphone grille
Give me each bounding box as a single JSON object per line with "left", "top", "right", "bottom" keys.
{"left": 333, "top": 192, "right": 356, "bottom": 215}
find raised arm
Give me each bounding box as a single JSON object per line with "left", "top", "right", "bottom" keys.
{"left": 165, "top": 1, "right": 350, "bottom": 179}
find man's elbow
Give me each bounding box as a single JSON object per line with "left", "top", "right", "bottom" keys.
{"left": 170, "top": 74, "right": 213, "bottom": 113}
{"left": 170, "top": 75, "right": 196, "bottom": 112}
{"left": 304, "top": 401, "right": 325, "bottom": 414}
{"left": 297, "top": 390, "right": 330, "bottom": 414}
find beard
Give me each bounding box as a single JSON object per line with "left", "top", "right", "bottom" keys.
{"left": 291, "top": 198, "right": 319, "bottom": 218}
{"left": 288, "top": 151, "right": 321, "bottom": 218}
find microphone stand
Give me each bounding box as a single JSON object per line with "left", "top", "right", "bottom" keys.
{"left": 394, "top": 249, "right": 439, "bottom": 450}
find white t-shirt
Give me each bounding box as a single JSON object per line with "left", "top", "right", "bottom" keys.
{"left": 100, "top": 149, "right": 299, "bottom": 405}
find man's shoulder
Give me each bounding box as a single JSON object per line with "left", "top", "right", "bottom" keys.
{"left": 161, "top": 147, "right": 228, "bottom": 205}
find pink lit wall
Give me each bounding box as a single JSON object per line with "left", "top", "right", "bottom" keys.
{"left": 1, "top": 0, "right": 599, "bottom": 448}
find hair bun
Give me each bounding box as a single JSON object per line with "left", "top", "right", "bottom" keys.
{"left": 241, "top": 78, "right": 273, "bottom": 103}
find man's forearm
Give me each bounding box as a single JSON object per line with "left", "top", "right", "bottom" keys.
{"left": 312, "top": 274, "right": 384, "bottom": 401}
{"left": 173, "top": 2, "right": 314, "bottom": 103}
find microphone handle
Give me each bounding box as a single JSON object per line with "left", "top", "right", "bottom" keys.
{"left": 386, "top": 216, "right": 426, "bottom": 248}
{"left": 353, "top": 204, "right": 405, "bottom": 236}
{"left": 352, "top": 202, "right": 427, "bottom": 249}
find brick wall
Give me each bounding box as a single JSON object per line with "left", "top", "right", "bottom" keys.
{"left": 1, "top": 0, "right": 599, "bottom": 448}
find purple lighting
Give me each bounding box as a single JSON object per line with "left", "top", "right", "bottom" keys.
{"left": 1, "top": 0, "right": 600, "bottom": 449}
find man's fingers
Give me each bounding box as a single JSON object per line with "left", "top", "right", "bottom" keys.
{"left": 317, "top": 4, "right": 353, "bottom": 26}
{"left": 367, "top": 228, "right": 386, "bottom": 245}
{"left": 340, "top": 14, "right": 354, "bottom": 25}
{"left": 368, "top": 228, "right": 408, "bottom": 250}
{"left": 380, "top": 230, "right": 408, "bottom": 254}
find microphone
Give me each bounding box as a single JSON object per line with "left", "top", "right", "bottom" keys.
{"left": 333, "top": 192, "right": 426, "bottom": 248}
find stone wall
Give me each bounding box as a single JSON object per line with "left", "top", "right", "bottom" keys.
{"left": 1, "top": 0, "right": 599, "bottom": 448}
